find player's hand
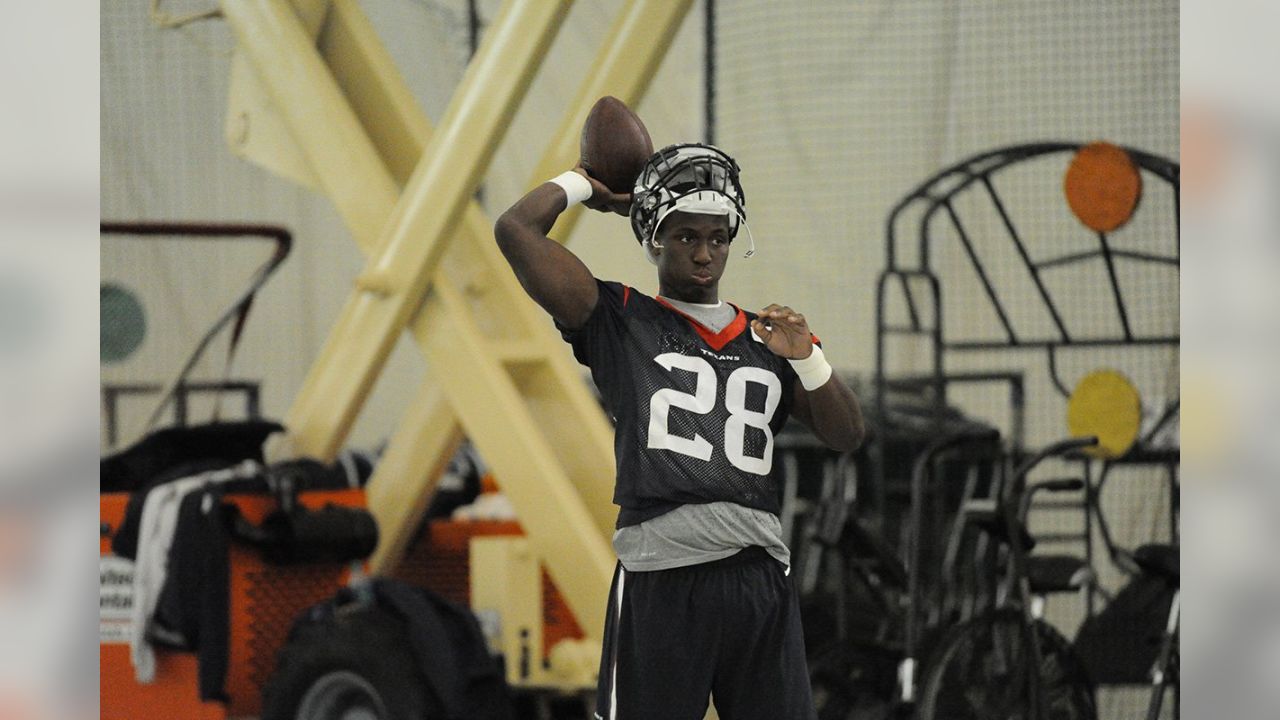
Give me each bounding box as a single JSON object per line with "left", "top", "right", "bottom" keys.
{"left": 574, "top": 165, "right": 632, "bottom": 216}
{"left": 751, "top": 304, "right": 815, "bottom": 360}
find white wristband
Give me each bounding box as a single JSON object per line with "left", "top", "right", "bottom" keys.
{"left": 548, "top": 171, "right": 593, "bottom": 206}
{"left": 788, "top": 344, "right": 833, "bottom": 391}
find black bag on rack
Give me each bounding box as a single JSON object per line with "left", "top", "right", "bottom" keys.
{"left": 1072, "top": 571, "right": 1176, "bottom": 683}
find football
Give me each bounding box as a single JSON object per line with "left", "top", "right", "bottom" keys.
{"left": 580, "top": 96, "right": 654, "bottom": 194}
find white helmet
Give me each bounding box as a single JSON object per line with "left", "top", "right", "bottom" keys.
{"left": 630, "top": 143, "right": 753, "bottom": 264}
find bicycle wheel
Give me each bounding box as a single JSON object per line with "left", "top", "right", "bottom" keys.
{"left": 918, "top": 608, "right": 1096, "bottom": 720}
{"left": 808, "top": 643, "right": 897, "bottom": 720}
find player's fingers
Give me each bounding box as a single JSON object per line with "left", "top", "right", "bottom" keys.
{"left": 577, "top": 168, "right": 608, "bottom": 193}
{"left": 588, "top": 191, "right": 627, "bottom": 213}
{"left": 582, "top": 177, "right": 631, "bottom": 215}
{"left": 765, "top": 306, "right": 804, "bottom": 326}
{"left": 767, "top": 306, "right": 805, "bottom": 327}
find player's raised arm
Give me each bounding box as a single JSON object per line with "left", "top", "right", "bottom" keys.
{"left": 493, "top": 168, "right": 628, "bottom": 330}
{"left": 497, "top": 96, "right": 651, "bottom": 329}
{"left": 751, "top": 304, "right": 867, "bottom": 452}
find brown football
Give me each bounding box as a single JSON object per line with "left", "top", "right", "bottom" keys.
{"left": 580, "top": 96, "right": 654, "bottom": 194}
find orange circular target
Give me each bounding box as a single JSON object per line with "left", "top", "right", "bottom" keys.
{"left": 1067, "top": 369, "right": 1143, "bottom": 459}
{"left": 1063, "top": 142, "right": 1142, "bottom": 232}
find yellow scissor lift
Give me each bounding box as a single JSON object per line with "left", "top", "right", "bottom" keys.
{"left": 220, "top": 0, "right": 694, "bottom": 695}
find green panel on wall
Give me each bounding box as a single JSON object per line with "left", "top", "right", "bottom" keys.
{"left": 100, "top": 282, "right": 146, "bottom": 364}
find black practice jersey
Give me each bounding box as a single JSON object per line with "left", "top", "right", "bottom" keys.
{"left": 561, "top": 280, "right": 803, "bottom": 528}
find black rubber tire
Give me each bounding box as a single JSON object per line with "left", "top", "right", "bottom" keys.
{"left": 918, "top": 608, "right": 1096, "bottom": 720}
{"left": 807, "top": 643, "right": 898, "bottom": 720}
{"left": 811, "top": 663, "right": 860, "bottom": 720}
{"left": 261, "top": 605, "right": 436, "bottom": 720}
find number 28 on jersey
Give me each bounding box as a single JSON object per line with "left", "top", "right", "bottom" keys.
{"left": 646, "top": 352, "right": 782, "bottom": 475}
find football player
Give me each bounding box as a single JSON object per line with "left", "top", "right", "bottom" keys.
{"left": 495, "top": 143, "right": 865, "bottom": 720}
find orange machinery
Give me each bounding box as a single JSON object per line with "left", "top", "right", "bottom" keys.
{"left": 100, "top": 489, "right": 583, "bottom": 719}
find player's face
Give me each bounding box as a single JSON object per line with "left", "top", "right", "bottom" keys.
{"left": 653, "top": 211, "right": 732, "bottom": 303}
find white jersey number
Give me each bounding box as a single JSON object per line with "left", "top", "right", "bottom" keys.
{"left": 647, "top": 353, "right": 782, "bottom": 474}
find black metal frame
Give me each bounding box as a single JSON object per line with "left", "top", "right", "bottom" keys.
{"left": 101, "top": 380, "right": 263, "bottom": 447}
{"left": 874, "top": 142, "right": 1179, "bottom": 433}
{"left": 1002, "top": 436, "right": 1100, "bottom": 720}
{"left": 703, "top": 0, "right": 716, "bottom": 145}
{"left": 100, "top": 221, "right": 292, "bottom": 442}
{"left": 901, "top": 426, "right": 1002, "bottom": 702}
{"left": 870, "top": 142, "right": 1180, "bottom": 716}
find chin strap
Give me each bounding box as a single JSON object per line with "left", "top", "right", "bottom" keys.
{"left": 737, "top": 212, "right": 756, "bottom": 258}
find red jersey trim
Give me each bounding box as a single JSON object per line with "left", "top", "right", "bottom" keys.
{"left": 655, "top": 297, "right": 748, "bottom": 352}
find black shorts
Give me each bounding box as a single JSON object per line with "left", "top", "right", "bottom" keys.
{"left": 595, "top": 547, "right": 816, "bottom": 720}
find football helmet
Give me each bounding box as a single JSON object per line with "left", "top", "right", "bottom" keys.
{"left": 630, "top": 143, "right": 753, "bottom": 263}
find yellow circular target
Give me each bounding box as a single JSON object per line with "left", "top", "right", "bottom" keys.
{"left": 1067, "top": 369, "right": 1142, "bottom": 459}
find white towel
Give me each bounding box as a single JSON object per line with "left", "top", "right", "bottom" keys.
{"left": 129, "top": 460, "right": 260, "bottom": 683}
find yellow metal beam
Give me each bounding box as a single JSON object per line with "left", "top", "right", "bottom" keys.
{"left": 470, "top": 537, "right": 545, "bottom": 685}
{"left": 317, "top": 0, "right": 429, "bottom": 188}
{"left": 363, "top": 0, "right": 695, "bottom": 565}
{"left": 425, "top": 278, "right": 617, "bottom": 634}
{"left": 324, "top": 0, "right": 692, "bottom": 547}
{"left": 224, "top": 0, "right": 357, "bottom": 201}
{"left": 220, "top": 0, "right": 398, "bottom": 253}
{"left": 281, "top": 0, "right": 573, "bottom": 459}
{"left": 268, "top": 0, "right": 691, "bottom": 546}
{"left": 363, "top": 379, "right": 462, "bottom": 572}
{"left": 223, "top": 0, "right": 471, "bottom": 569}
{"left": 224, "top": 0, "right": 695, "bottom": 636}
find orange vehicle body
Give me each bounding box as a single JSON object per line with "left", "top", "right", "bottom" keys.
{"left": 100, "top": 491, "right": 583, "bottom": 718}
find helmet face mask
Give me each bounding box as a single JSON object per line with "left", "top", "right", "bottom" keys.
{"left": 630, "top": 144, "right": 747, "bottom": 260}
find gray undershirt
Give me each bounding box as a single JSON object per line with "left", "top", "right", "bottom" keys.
{"left": 659, "top": 296, "right": 736, "bottom": 333}
{"left": 613, "top": 296, "right": 790, "bottom": 572}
